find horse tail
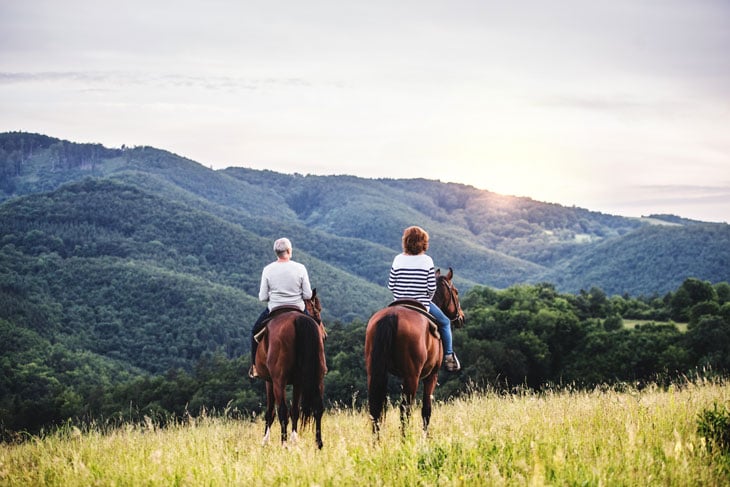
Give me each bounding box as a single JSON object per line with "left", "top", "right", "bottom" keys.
{"left": 294, "top": 315, "right": 324, "bottom": 428}
{"left": 367, "top": 314, "right": 397, "bottom": 424}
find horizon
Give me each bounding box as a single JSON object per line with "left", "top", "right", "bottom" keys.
{"left": 2, "top": 1, "right": 729, "bottom": 223}
{"left": 3, "top": 128, "right": 727, "bottom": 225}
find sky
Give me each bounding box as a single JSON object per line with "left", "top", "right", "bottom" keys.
{"left": 2, "top": 0, "right": 729, "bottom": 223}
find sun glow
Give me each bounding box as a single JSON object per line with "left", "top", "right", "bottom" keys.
{"left": 448, "top": 130, "right": 580, "bottom": 204}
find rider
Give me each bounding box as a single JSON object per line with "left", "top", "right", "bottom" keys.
{"left": 388, "top": 226, "right": 461, "bottom": 372}
{"left": 248, "top": 237, "right": 313, "bottom": 378}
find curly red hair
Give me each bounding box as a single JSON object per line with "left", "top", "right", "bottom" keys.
{"left": 402, "top": 226, "right": 429, "bottom": 255}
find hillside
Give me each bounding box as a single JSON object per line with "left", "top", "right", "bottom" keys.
{"left": 2, "top": 131, "right": 728, "bottom": 295}
{"left": 539, "top": 223, "right": 730, "bottom": 295}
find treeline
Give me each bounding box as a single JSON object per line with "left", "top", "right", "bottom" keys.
{"left": 2, "top": 277, "right": 728, "bottom": 439}
{"left": 440, "top": 278, "right": 730, "bottom": 394}
{"left": 0, "top": 132, "right": 123, "bottom": 195}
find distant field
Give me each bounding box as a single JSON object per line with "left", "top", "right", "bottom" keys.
{"left": 2, "top": 379, "right": 728, "bottom": 485}
{"left": 624, "top": 319, "right": 688, "bottom": 332}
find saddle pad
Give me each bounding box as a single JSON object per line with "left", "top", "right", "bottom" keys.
{"left": 269, "top": 305, "right": 303, "bottom": 317}
{"left": 390, "top": 302, "right": 440, "bottom": 340}
{"left": 254, "top": 306, "right": 306, "bottom": 343}
{"left": 388, "top": 299, "right": 426, "bottom": 310}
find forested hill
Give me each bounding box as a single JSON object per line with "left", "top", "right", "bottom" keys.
{"left": 1, "top": 132, "right": 728, "bottom": 300}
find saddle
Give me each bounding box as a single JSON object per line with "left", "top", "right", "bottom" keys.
{"left": 253, "top": 305, "right": 305, "bottom": 343}
{"left": 388, "top": 300, "right": 441, "bottom": 339}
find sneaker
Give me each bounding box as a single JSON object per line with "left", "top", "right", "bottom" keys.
{"left": 444, "top": 353, "right": 461, "bottom": 372}
{"left": 248, "top": 364, "right": 258, "bottom": 379}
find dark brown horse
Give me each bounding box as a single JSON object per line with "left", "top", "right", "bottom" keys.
{"left": 365, "top": 268, "right": 464, "bottom": 437}
{"left": 254, "top": 289, "right": 327, "bottom": 448}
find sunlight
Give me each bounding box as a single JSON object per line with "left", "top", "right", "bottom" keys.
{"left": 451, "top": 132, "right": 577, "bottom": 204}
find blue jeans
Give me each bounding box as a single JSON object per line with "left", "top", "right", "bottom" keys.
{"left": 429, "top": 302, "right": 453, "bottom": 355}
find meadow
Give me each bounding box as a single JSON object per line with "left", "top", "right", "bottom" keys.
{"left": 2, "top": 379, "right": 729, "bottom": 486}
{"left": 623, "top": 320, "right": 689, "bottom": 333}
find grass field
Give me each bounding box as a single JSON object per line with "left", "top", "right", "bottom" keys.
{"left": 623, "top": 319, "right": 688, "bottom": 332}
{"left": 2, "top": 379, "right": 729, "bottom": 486}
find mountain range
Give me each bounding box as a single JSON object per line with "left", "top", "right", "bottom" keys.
{"left": 2, "top": 131, "right": 729, "bottom": 329}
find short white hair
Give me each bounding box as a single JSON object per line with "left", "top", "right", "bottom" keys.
{"left": 273, "top": 237, "right": 292, "bottom": 256}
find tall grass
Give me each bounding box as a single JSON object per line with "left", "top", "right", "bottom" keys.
{"left": 2, "top": 379, "right": 729, "bottom": 486}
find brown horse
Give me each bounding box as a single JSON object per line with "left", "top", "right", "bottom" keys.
{"left": 364, "top": 268, "right": 465, "bottom": 437}
{"left": 254, "top": 289, "right": 327, "bottom": 448}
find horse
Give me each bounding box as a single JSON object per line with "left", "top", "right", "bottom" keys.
{"left": 364, "top": 268, "right": 465, "bottom": 438}
{"left": 254, "top": 288, "right": 327, "bottom": 449}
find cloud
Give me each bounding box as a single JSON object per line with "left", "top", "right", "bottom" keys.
{"left": 0, "top": 71, "right": 315, "bottom": 92}
{"left": 534, "top": 94, "right": 681, "bottom": 116}
{"left": 598, "top": 183, "right": 730, "bottom": 223}
{"left": 0, "top": 71, "right": 110, "bottom": 84}
{"left": 633, "top": 184, "right": 730, "bottom": 205}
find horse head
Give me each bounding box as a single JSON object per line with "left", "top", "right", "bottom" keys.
{"left": 305, "top": 288, "right": 326, "bottom": 339}
{"left": 434, "top": 267, "right": 465, "bottom": 328}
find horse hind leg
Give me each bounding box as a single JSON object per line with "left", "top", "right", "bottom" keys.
{"left": 400, "top": 377, "right": 418, "bottom": 437}
{"left": 263, "top": 382, "right": 276, "bottom": 445}
{"left": 314, "top": 409, "right": 323, "bottom": 449}
{"left": 301, "top": 392, "right": 323, "bottom": 449}
{"left": 369, "top": 399, "right": 386, "bottom": 440}
{"left": 421, "top": 373, "right": 439, "bottom": 436}
{"left": 290, "top": 385, "right": 301, "bottom": 444}
{"left": 291, "top": 384, "right": 323, "bottom": 449}
{"left": 271, "top": 382, "right": 289, "bottom": 446}
{"left": 277, "top": 401, "right": 289, "bottom": 445}
{"left": 370, "top": 415, "right": 381, "bottom": 440}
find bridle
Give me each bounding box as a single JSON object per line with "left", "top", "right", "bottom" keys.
{"left": 305, "top": 295, "right": 327, "bottom": 340}
{"left": 305, "top": 296, "right": 322, "bottom": 324}
{"left": 438, "top": 276, "right": 464, "bottom": 327}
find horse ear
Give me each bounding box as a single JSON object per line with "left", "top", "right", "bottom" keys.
{"left": 447, "top": 267, "right": 453, "bottom": 280}
{"left": 312, "top": 288, "right": 317, "bottom": 297}
{"left": 435, "top": 268, "right": 441, "bottom": 278}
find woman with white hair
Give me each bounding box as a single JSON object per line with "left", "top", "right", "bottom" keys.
{"left": 249, "top": 237, "right": 313, "bottom": 378}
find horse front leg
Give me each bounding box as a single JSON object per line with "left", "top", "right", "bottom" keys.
{"left": 400, "top": 377, "right": 418, "bottom": 437}
{"left": 421, "top": 372, "right": 439, "bottom": 436}
{"left": 263, "top": 382, "right": 276, "bottom": 445}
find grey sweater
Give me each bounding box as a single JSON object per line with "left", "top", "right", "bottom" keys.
{"left": 259, "top": 260, "right": 312, "bottom": 311}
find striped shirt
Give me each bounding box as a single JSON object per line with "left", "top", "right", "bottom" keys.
{"left": 388, "top": 253, "right": 436, "bottom": 308}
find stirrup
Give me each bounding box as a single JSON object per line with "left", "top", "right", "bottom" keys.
{"left": 444, "top": 353, "right": 461, "bottom": 372}
{"left": 248, "top": 364, "right": 259, "bottom": 379}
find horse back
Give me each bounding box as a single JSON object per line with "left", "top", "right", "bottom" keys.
{"left": 366, "top": 306, "right": 442, "bottom": 379}
{"left": 256, "top": 312, "right": 300, "bottom": 381}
